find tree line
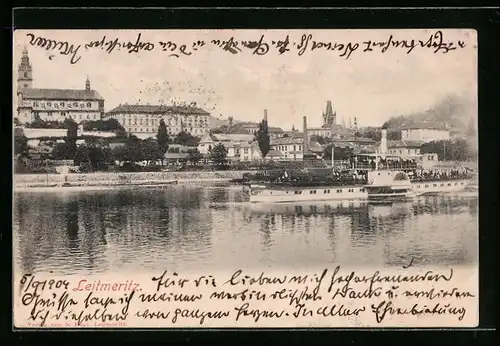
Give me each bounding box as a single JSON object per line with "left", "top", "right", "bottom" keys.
{"left": 14, "top": 118, "right": 237, "bottom": 171}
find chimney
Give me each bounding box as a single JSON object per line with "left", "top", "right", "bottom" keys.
{"left": 380, "top": 127, "right": 388, "bottom": 154}
{"left": 303, "top": 116, "right": 309, "bottom": 154}
{"left": 263, "top": 109, "right": 268, "bottom": 122}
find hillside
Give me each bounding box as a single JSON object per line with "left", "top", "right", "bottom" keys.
{"left": 382, "top": 94, "right": 477, "bottom": 135}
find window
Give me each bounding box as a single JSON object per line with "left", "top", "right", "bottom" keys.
{"left": 447, "top": 183, "right": 451, "bottom": 186}
{"left": 47, "top": 102, "right": 52, "bottom": 107}
{"left": 433, "top": 184, "right": 437, "bottom": 187}
{"left": 86, "top": 114, "right": 90, "bottom": 119}
{"left": 360, "top": 188, "right": 365, "bottom": 192}
{"left": 416, "top": 185, "right": 420, "bottom": 188}
{"left": 87, "top": 102, "right": 92, "bottom": 108}
{"left": 425, "top": 185, "right": 429, "bottom": 188}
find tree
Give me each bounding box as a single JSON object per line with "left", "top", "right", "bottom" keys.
{"left": 174, "top": 130, "right": 200, "bottom": 147}
{"left": 157, "top": 119, "right": 170, "bottom": 151}
{"left": 420, "top": 139, "right": 476, "bottom": 161}
{"left": 111, "top": 145, "right": 127, "bottom": 165}
{"left": 14, "top": 135, "right": 28, "bottom": 157}
{"left": 74, "top": 139, "right": 111, "bottom": 172}
{"left": 209, "top": 142, "right": 228, "bottom": 168}
{"left": 256, "top": 118, "right": 270, "bottom": 158}
{"left": 122, "top": 135, "right": 144, "bottom": 163}
{"left": 322, "top": 144, "right": 353, "bottom": 161}
{"left": 51, "top": 142, "right": 72, "bottom": 160}
{"left": 187, "top": 149, "right": 203, "bottom": 165}
{"left": 311, "top": 135, "right": 327, "bottom": 145}
{"left": 141, "top": 138, "right": 163, "bottom": 166}
{"left": 14, "top": 117, "right": 21, "bottom": 126}
{"left": 82, "top": 119, "right": 127, "bottom": 136}
{"left": 387, "top": 130, "right": 402, "bottom": 140}
{"left": 64, "top": 118, "right": 78, "bottom": 160}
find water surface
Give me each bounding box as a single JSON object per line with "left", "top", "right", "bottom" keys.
{"left": 13, "top": 185, "right": 478, "bottom": 275}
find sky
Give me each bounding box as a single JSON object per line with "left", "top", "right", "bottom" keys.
{"left": 13, "top": 29, "right": 477, "bottom": 130}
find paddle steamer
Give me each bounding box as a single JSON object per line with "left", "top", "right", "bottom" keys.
{"left": 247, "top": 153, "right": 473, "bottom": 203}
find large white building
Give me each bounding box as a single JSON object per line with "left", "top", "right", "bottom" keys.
{"left": 104, "top": 104, "right": 211, "bottom": 139}
{"left": 270, "top": 137, "right": 305, "bottom": 161}
{"left": 15, "top": 47, "right": 105, "bottom": 124}
{"left": 197, "top": 133, "right": 260, "bottom": 162}
{"left": 401, "top": 124, "right": 450, "bottom": 142}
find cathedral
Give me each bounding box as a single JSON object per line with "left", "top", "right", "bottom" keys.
{"left": 322, "top": 100, "right": 336, "bottom": 127}
{"left": 15, "top": 47, "right": 105, "bottom": 125}
{"left": 307, "top": 100, "right": 356, "bottom": 139}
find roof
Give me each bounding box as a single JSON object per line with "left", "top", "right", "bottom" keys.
{"left": 212, "top": 134, "right": 254, "bottom": 142}
{"left": 387, "top": 140, "right": 425, "bottom": 148}
{"left": 107, "top": 104, "right": 210, "bottom": 115}
{"left": 19, "top": 88, "right": 104, "bottom": 101}
{"left": 400, "top": 122, "right": 449, "bottom": 130}
{"left": 283, "top": 131, "right": 305, "bottom": 138}
{"left": 267, "top": 150, "right": 284, "bottom": 157}
{"left": 271, "top": 137, "right": 304, "bottom": 145}
{"left": 17, "top": 127, "right": 116, "bottom": 139}
{"left": 332, "top": 137, "right": 376, "bottom": 143}
{"left": 164, "top": 152, "right": 189, "bottom": 159}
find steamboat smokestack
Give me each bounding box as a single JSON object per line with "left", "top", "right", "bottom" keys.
{"left": 303, "top": 116, "right": 309, "bottom": 154}
{"left": 380, "top": 126, "right": 388, "bottom": 154}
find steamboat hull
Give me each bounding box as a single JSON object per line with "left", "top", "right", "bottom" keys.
{"left": 411, "top": 179, "right": 471, "bottom": 196}
{"left": 249, "top": 185, "right": 367, "bottom": 203}
{"left": 248, "top": 179, "right": 473, "bottom": 203}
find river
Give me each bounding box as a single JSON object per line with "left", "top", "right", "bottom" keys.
{"left": 13, "top": 185, "right": 478, "bottom": 276}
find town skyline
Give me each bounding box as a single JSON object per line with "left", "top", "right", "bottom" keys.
{"left": 13, "top": 29, "right": 477, "bottom": 130}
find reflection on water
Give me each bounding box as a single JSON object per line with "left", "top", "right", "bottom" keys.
{"left": 13, "top": 186, "right": 478, "bottom": 275}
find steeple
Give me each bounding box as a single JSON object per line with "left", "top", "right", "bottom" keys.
{"left": 85, "top": 76, "right": 91, "bottom": 91}
{"left": 323, "top": 100, "right": 336, "bottom": 126}
{"left": 18, "top": 46, "right": 33, "bottom": 89}
{"left": 353, "top": 117, "right": 358, "bottom": 131}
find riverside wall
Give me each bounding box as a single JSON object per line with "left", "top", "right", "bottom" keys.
{"left": 14, "top": 171, "right": 251, "bottom": 188}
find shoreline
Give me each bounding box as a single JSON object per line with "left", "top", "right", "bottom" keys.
{"left": 14, "top": 170, "right": 250, "bottom": 190}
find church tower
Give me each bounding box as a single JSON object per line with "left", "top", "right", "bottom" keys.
{"left": 18, "top": 46, "right": 33, "bottom": 90}
{"left": 322, "top": 100, "right": 336, "bottom": 126}
{"left": 85, "top": 76, "right": 91, "bottom": 91}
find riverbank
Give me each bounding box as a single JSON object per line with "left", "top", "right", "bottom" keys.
{"left": 14, "top": 171, "right": 251, "bottom": 189}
